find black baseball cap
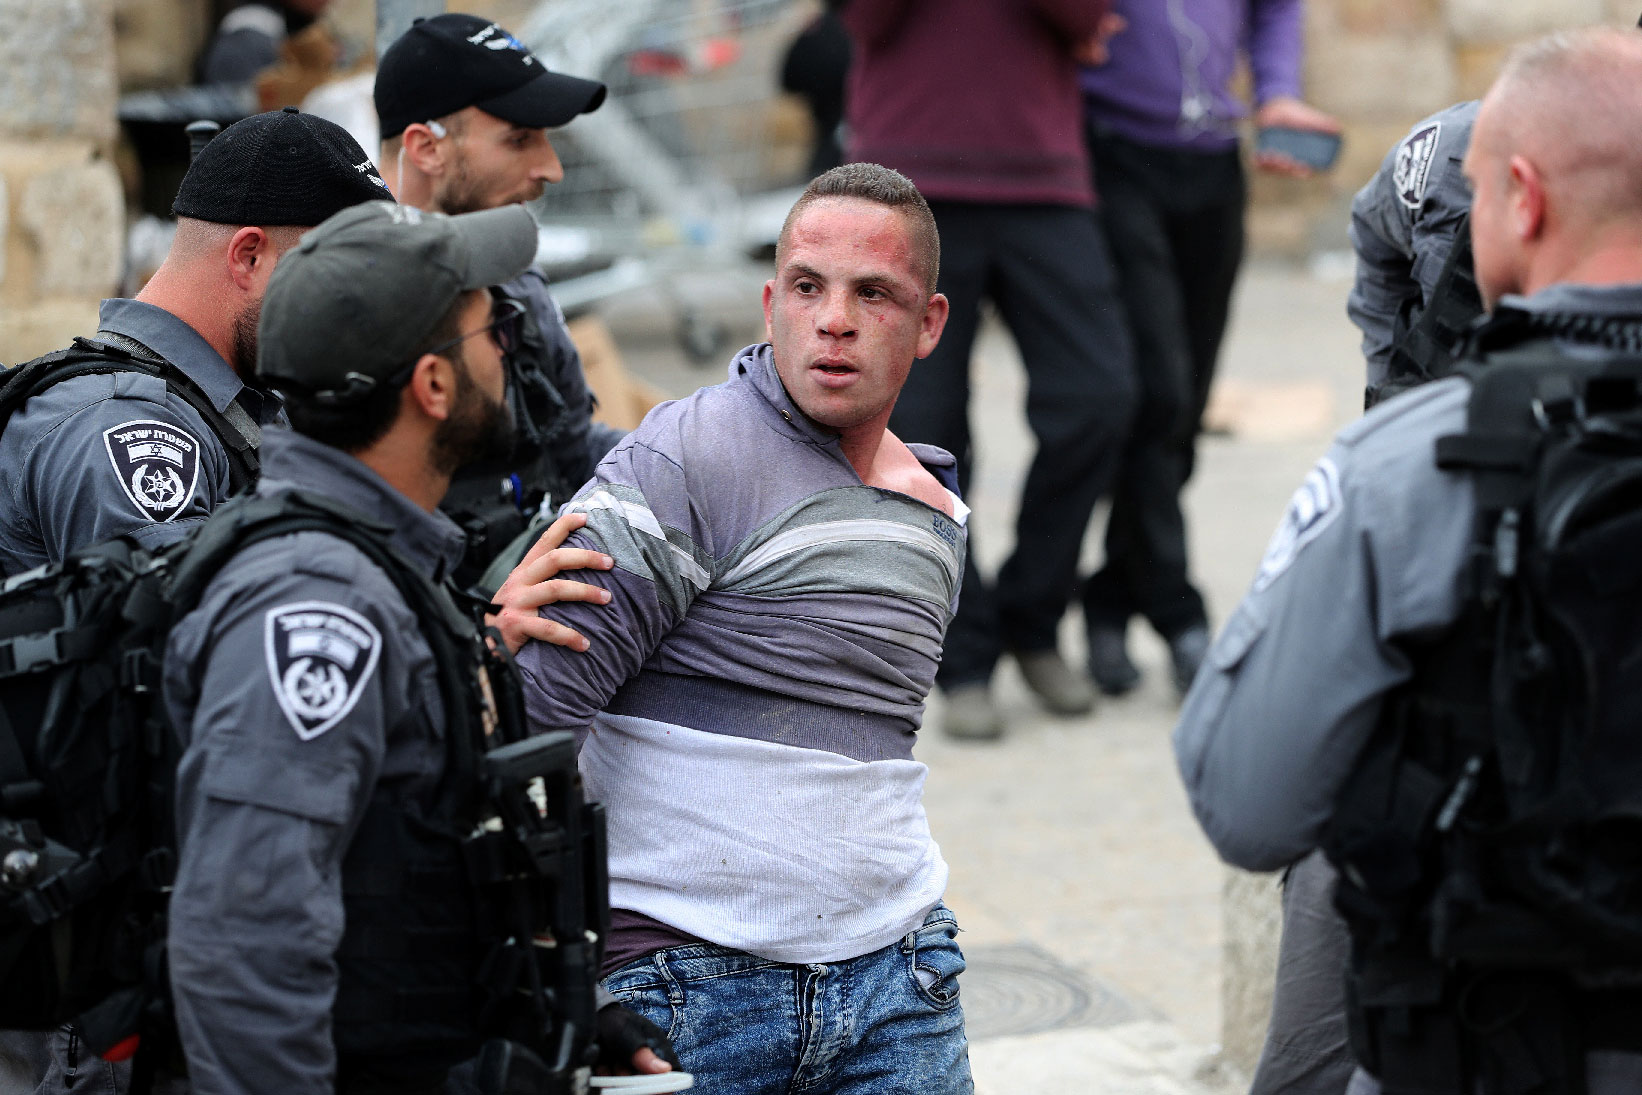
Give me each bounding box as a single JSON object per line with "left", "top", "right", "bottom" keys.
{"left": 257, "top": 201, "right": 537, "bottom": 402}
{"left": 375, "top": 13, "right": 607, "bottom": 140}
{"left": 172, "top": 107, "right": 392, "bottom": 226}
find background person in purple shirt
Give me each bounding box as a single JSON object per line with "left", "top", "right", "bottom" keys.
{"left": 1078, "top": 0, "right": 1340, "bottom": 699}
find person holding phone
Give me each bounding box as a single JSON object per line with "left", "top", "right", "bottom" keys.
{"left": 1076, "top": 0, "right": 1340, "bottom": 700}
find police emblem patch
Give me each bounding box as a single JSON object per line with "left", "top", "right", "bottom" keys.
{"left": 264, "top": 601, "right": 383, "bottom": 741}
{"left": 1394, "top": 122, "right": 1442, "bottom": 210}
{"left": 1254, "top": 458, "right": 1342, "bottom": 592}
{"left": 102, "top": 419, "right": 202, "bottom": 523}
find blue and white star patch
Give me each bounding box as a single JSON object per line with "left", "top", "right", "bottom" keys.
{"left": 103, "top": 419, "right": 201, "bottom": 523}
{"left": 1254, "top": 458, "right": 1342, "bottom": 592}
{"left": 265, "top": 602, "right": 383, "bottom": 741}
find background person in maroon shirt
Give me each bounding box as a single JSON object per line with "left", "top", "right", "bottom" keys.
{"left": 839, "top": 0, "right": 1137, "bottom": 740}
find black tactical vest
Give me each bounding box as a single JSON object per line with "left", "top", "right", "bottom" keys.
{"left": 225, "top": 497, "right": 608, "bottom": 1090}
{"left": 1326, "top": 314, "right": 1642, "bottom": 1095}
{"left": 0, "top": 487, "right": 603, "bottom": 1089}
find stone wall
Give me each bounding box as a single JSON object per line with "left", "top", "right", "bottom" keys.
{"left": 114, "top": 0, "right": 212, "bottom": 90}
{"left": 0, "top": 0, "right": 125, "bottom": 365}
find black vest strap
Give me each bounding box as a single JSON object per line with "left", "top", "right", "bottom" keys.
{"left": 91, "top": 333, "right": 262, "bottom": 492}
{"left": 167, "top": 491, "right": 486, "bottom": 810}
{"left": 1400, "top": 214, "right": 1479, "bottom": 369}
{"left": 0, "top": 337, "right": 260, "bottom": 493}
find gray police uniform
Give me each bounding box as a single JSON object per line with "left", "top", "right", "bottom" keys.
{"left": 1256, "top": 100, "right": 1478, "bottom": 1095}
{"left": 1175, "top": 282, "right": 1642, "bottom": 1094}
{"left": 0, "top": 298, "right": 279, "bottom": 1095}
{"left": 1348, "top": 101, "right": 1477, "bottom": 389}
{"left": 163, "top": 427, "right": 464, "bottom": 1093}
{"left": 0, "top": 298, "right": 280, "bottom": 577}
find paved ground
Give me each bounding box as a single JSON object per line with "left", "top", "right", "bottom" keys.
{"left": 602, "top": 254, "right": 1366, "bottom": 1090}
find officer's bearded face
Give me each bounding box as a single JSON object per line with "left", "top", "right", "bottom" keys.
{"left": 431, "top": 110, "right": 562, "bottom": 215}
{"left": 230, "top": 227, "right": 304, "bottom": 381}
{"left": 230, "top": 300, "right": 259, "bottom": 379}
{"left": 432, "top": 346, "right": 514, "bottom": 475}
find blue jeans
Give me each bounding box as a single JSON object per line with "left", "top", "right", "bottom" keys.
{"left": 602, "top": 905, "right": 974, "bottom": 1094}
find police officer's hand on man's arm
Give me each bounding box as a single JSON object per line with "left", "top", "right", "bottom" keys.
{"left": 486, "top": 511, "right": 615, "bottom": 655}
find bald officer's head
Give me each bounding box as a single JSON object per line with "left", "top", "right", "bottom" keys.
{"left": 1464, "top": 26, "right": 1642, "bottom": 307}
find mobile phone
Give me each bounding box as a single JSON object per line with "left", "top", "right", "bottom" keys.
{"left": 1255, "top": 126, "right": 1342, "bottom": 171}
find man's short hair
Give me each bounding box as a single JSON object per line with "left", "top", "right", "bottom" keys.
{"left": 776, "top": 163, "right": 940, "bottom": 293}
{"left": 169, "top": 219, "right": 305, "bottom": 263}
{"left": 378, "top": 108, "right": 466, "bottom": 156}
{"left": 1485, "top": 25, "right": 1642, "bottom": 226}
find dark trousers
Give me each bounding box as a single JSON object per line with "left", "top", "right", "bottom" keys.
{"left": 1080, "top": 132, "right": 1246, "bottom": 640}
{"left": 1250, "top": 852, "right": 1357, "bottom": 1095}
{"left": 890, "top": 202, "right": 1136, "bottom": 686}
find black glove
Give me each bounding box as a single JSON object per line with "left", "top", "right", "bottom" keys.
{"left": 595, "top": 1003, "right": 683, "bottom": 1073}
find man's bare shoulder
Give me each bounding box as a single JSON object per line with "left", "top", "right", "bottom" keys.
{"left": 865, "top": 431, "right": 953, "bottom": 517}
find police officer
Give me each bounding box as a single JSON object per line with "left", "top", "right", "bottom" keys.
{"left": 0, "top": 108, "right": 388, "bottom": 578}
{"left": 0, "top": 108, "right": 390, "bottom": 1095}
{"left": 374, "top": 13, "right": 623, "bottom": 586}
{"left": 1175, "top": 26, "right": 1642, "bottom": 1094}
{"left": 1349, "top": 100, "right": 1482, "bottom": 407}
{"left": 1247, "top": 101, "right": 1483, "bottom": 1095}
{"left": 164, "top": 200, "right": 675, "bottom": 1092}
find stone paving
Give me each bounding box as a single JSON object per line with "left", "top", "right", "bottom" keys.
{"left": 608, "top": 254, "right": 1366, "bottom": 1089}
